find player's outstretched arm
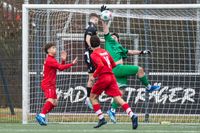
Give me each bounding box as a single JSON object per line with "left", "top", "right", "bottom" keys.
{"left": 48, "top": 57, "right": 78, "bottom": 71}
{"left": 72, "top": 57, "right": 78, "bottom": 65}
{"left": 140, "top": 50, "right": 152, "bottom": 55}
{"left": 100, "top": 5, "right": 110, "bottom": 35}
{"left": 102, "top": 20, "right": 109, "bottom": 35}
{"left": 61, "top": 51, "right": 67, "bottom": 64}
{"left": 128, "top": 50, "right": 142, "bottom": 55}
{"left": 128, "top": 50, "right": 151, "bottom": 55}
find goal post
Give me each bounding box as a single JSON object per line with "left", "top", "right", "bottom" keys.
{"left": 22, "top": 4, "right": 200, "bottom": 124}
{"left": 22, "top": 5, "right": 29, "bottom": 124}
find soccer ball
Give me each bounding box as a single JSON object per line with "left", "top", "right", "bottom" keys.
{"left": 101, "top": 10, "right": 112, "bottom": 21}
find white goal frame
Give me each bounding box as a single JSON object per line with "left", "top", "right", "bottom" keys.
{"left": 22, "top": 4, "right": 200, "bottom": 124}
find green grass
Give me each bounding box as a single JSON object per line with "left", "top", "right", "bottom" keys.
{"left": 1, "top": 108, "right": 200, "bottom": 123}
{"left": 0, "top": 107, "right": 200, "bottom": 133}
{"left": 0, "top": 123, "right": 199, "bottom": 133}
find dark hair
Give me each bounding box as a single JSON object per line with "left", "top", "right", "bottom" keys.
{"left": 44, "top": 43, "right": 56, "bottom": 54}
{"left": 111, "top": 32, "right": 119, "bottom": 41}
{"left": 89, "top": 13, "right": 99, "bottom": 19}
{"left": 90, "top": 35, "right": 100, "bottom": 48}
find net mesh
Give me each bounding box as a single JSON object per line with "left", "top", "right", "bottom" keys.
{"left": 26, "top": 7, "right": 200, "bottom": 123}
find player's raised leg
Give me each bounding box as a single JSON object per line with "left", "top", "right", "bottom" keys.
{"left": 113, "top": 65, "right": 161, "bottom": 92}
{"left": 107, "top": 65, "right": 160, "bottom": 123}
{"left": 137, "top": 67, "right": 160, "bottom": 92}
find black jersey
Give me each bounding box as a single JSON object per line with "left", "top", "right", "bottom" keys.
{"left": 84, "top": 22, "right": 97, "bottom": 49}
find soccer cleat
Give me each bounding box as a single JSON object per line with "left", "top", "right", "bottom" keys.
{"left": 107, "top": 109, "right": 116, "bottom": 123}
{"left": 85, "top": 97, "right": 93, "bottom": 110}
{"left": 131, "top": 115, "right": 138, "bottom": 129}
{"left": 35, "top": 114, "right": 47, "bottom": 126}
{"left": 146, "top": 84, "right": 161, "bottom": 93}
{"left": 93, "top": 118, "right": 107, "bottom": 128}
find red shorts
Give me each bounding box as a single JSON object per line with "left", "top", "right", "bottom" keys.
{"left": 41, "top": 85, "right": 57, "bottom": 99}
{"left": 91, "top": 74, "right": 122, "bottom": 97}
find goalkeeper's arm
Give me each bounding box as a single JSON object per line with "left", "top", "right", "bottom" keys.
{"left": 101, "top": 5, "right": 110, "bottom": 35}
{"left": 128, "top": 50, "right": 151, "bottom": 55}
{"left": 102, "top": 20, "right": 109, "bottom": 35}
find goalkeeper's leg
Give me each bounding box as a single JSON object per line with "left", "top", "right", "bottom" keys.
{"left": 113, "top": 64, "right": 161, "bottom": 92}
{"left": 107, "top": 101, "right": 118, "bottom": 123}
{"left": 137, "top": 67, "right": 161, "bottom": 92}
{"left": 107, "top": 79, "right": 127, "bottom": 123}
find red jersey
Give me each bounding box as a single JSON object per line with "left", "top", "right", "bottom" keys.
{"left": 41, "top": 55, "right": 73, "bottom": 88}
{"left": 91, "top": 48, "right": 116, "bottom": 78}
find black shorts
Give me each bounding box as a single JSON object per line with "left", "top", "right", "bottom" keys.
{"left": 84, "top": 49, "right": 96, "bottom": 73}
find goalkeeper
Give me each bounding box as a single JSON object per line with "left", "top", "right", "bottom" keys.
{"left": 100, "top": 5, "right": 161, "bottom": 123}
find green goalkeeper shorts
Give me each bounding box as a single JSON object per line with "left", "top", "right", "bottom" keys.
{"left": 113, "top": 64, "right": 139, "bottom": 88}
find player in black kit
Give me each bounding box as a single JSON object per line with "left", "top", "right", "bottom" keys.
{"left": 84, "top": 13, "right": 99, "bottom": 109}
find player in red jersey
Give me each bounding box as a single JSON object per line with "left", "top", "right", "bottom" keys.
{"left": 35, "top": 43, "right": 78, "bottom": 126}
{"left": 89, "top": 35, "right": 138, "bottom": 129}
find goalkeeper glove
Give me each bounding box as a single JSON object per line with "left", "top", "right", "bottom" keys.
{"left": 100, "top": 5, "right": 109, "bottom": 12}
{"left": 140, "top": 50, "right": 151, "bottom": 55}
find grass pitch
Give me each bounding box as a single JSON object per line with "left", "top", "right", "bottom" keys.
{"left": 0, "top": 123, "right": 199, "bottom": 133}
{"left": 0, "top": 108, "right": 199, "bottom": 133}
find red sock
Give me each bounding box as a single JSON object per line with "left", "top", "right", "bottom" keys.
{"left": 93, "top": 104, "right": 104, "bottom": 119}
{"left": 122, "top": 103, "right": 134, "bottom": 118}
{"left": 41, "top": 101, "right": 55, "bottom": 115}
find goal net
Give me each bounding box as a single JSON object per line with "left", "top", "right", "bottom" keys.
{"left": 22, "top": 4, "right": 200, "bottom": 124}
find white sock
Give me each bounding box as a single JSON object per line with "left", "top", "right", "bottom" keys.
{"left": 125, "top": 108, "right": 134, "bottom": 118}
{"left": 96, "top": 109, "right": 104, "bottom": 120}
{"left": 111, "top": 108, "right": 116, "bottom": 113}
{"left": 39, "top": 113, "right": 45, "bottom": 117}
{"left": 147, "top": 84, "right": 151, "bottom": 90}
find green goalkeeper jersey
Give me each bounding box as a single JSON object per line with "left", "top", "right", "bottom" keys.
{"left": 104, "top": 33, "right": 128, "bottom": 62}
